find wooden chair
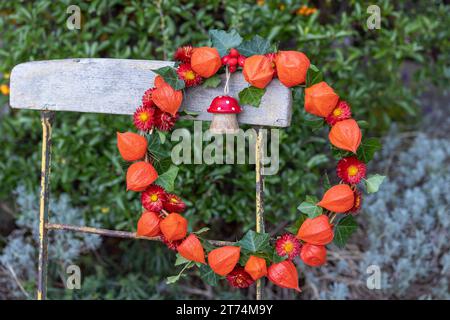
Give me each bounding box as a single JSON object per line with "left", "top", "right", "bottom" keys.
{"left": 9, "top": 58, "right": 293, "bottom": 300}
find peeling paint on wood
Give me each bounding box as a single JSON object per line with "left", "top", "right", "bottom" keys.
{"left": 37, "top": 111, "right": 54, "bottom": 300}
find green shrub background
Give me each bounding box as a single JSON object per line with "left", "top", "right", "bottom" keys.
{"left": 0, "top": 0, "right": 448, "bottom": 299}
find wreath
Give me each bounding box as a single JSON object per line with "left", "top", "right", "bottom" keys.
{"left": 116, "top": 30, "right": 384, "bottom": 291}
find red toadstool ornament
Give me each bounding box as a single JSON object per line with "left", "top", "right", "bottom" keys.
{"left": 207, "top": 95, "right": 242, "bottom": 134}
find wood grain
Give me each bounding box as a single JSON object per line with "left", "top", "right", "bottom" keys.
{"left": 10, "top": 58, "right": 292, "bottom": 127}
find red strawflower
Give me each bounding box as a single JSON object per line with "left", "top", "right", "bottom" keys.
{"left": 160, "top": 233, "right": 183, "bottom": 251}
{"left": 176, "top": 63, "right": 202, "bottom": 87}
{"left": 265, "top": 52, "right": 277, "bottom": 76}
{"left": 142, "top": 88, "right": 155, "bottom": 108}
{"left": 337, "top": 156, "right": 366, "bottom": 184}
{"left": 141, "top": 185, "right": 167, "bottom": 212}
{"left": 163, "top": 193, "right": 186, "bottom": 213}
{"left": 174, "top": 45, "right": 194, "bottom": 63}
{"left": 275, "top": 233, "right": 302, "bottom": 260}
{"left": 326, "top": 100, "right": 352, "bottom": 125}
{"left": 226, "top": 266, "right": 255, "bottom": 288}
{"left": 154, "top": 108, "right": 178, "bottom": 131}
{"left": 348, "top": 189, "right": 362, "bottom": 213}
{"left": 133, "top": 105, "right": 156, "bottom": 132}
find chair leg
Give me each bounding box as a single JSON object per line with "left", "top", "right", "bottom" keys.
{"left": 255, "top": 127, "right": 265, "bottom": 300}
{"left": 37, "top": 111, "right": 54, "bottom": 300}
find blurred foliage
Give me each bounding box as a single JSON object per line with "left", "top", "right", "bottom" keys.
{"left": 0, "top": 0, "right": 449, "bottom": 299}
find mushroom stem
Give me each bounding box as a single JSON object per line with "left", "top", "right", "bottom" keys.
{"left": 209, "top": 114, "right": 240, "bottom": 134}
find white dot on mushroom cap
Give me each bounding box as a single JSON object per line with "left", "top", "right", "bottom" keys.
{"left": 218, "top": 107, "right": 221, "bottom": 110}
{"left": 226, "top": 100, "right": 230, "bottom": 104}
{"left": 232, "top": 107, "right": 235, "bottom": 111}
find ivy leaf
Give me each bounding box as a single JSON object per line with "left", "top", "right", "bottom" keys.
{"left": 306, "top": 64, "right": 323, "bottom": 87}
{"left": 175, "top": 254, "right": 190, "bottom": 266}
{"left": 285, "top": 214, "right": 308, "bottom": 234}
{"left": 272, "top": 249, "right": 287, "bottom": 263}
{"left": 154, "top": 165, "right": 179, "bottom": 192}
{"left": 297, "top": 201, "right": 323, "bottom": 218}
{"left": 238, "top": 230, "right": 270, "bottom": 253}
{"left": 199, "top": 264, "right": 219, "bottom": 286}
{"left": 333, "top": 215, "right": 358, "bottom": 248}
{"left": 365, "top": 174, "right": 386, "bottom": 193}
{"left": 202, "top": 74, "right": 222, "bottom": 88}
{"left": 209, "top": 29, "right": 243, "bottom": 57}
{"left": 166, "top": 261, "right": 195, "bottom": 284}
{"left": 236, "top": 35, "right": 271, "bottom": 56}
{"left": 357, "top": 137, "right": 382, "bottom": 163}
{"left": 238, "top": 86, "right": 266, "bottom": 107}
{"left": 152, "top": 66, "right": 185, "bottom": 90}
{"left": 166, "top": 275, "right": 182, "bottom": 284}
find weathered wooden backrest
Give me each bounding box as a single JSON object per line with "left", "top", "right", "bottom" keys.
{"left": 10, "top": 58, "right": 292, "bottom": 126}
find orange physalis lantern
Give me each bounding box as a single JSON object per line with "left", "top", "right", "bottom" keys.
{"left": 117, "top": 132, "right": 148, "bottom": 161}
{"left": 243, "top": 55, "right": 274, "bottom": 89}
{"left": 160, "top": 213, "right": 188, "bottom": 241}
{"left": 275, "top": 51, "right": 310, "bottom": 87}
{"left": 328, "top": 118, "right": 362, "bottom": 153}
{"left": 151, "top": 82, "right": 183, "bottom": 116}
{"left": 154, "top": 75, "right": 166, "bottom": 88}
{"left": 244, "top": 255, "right": 267, "bottom": 281}
{"left": 126, "top": 161, "right": 158, "bottom": 192}
{"left": 300, "top": 244, "right": 327, "bottom": 267}
{"left": 317, "top": 184, "right": 355, "bottom": 213}
{"left": 296, "top": 215, "right": 334, "bottom": 245}
{"left": 177, "top": 234, "right": 206, "bottom": 264}
{"left": 304, "top": 81, "right": 339, "bottom": 117}
{"left": 207, "top": 246, "right": 241, "bottom": 276}
{"left": 267, "top": 260, "right": 301, "bottom": 292}
{"left": 190, "top": 47, "right": 222, "bottom": 78}
{"left": 136, "top": 211, "right": 161, "bottom": 237}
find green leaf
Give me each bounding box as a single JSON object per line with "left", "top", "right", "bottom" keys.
{"left": 236, "top": 35, "right": 271, "bottom": 56}
{"left": 302, "top": 112, "right": 325, "bottom": 130}
{"left": 333, "top": 215, "right": 358, "bottom": 248}
{"left": 202, "top": 74, "right": 222, "bottom": 88}
{"left": 238, "top": 230, "right": 270, "bottom": 253}
{"left": 175, "top": 254, "right": 190, "bottom": 266}
{"left": 306, "top": 64, "right": 323, "bottom": 87}
{"left": 154, "top": 165, "right": 179, "bottom": 192}
{"left": 209, "top": 29, "right": 243, "bottom": 57}
{"left": 157, "top": 130, "right": 166, "bottom": 144}
{"left": 357, "top": 120, "right": 369, "bottom": 129}
{"left": 306, "top": 154, "right": 328, "bottom": 169}
{"left": 238, "top": 86, "right": 266, "bottom": 107}
{"left": 297, "top": 201, "right": 323, "bottom": 218}
{"left": 357, "top": 137, "right": 382, "bottom": 163}
{"left": 166, "top": 275, "right": 182, "bottom": 284}
{"left": 272, "top": 249, "right": 287, "bottom": 263}
{"left": 199, "top": 264, "right": 219, "bottom": 286}
{"left": 166, "top": 261, "right": 195, "bottom": 284}
{"left": 365, "top": 174, "right": 386, "bottom": 193}
{"left": 152, "top": 66, "right": 185, "bottom": 90}
{"left": 285, "top": 214, "right": 308, "bottom": 234}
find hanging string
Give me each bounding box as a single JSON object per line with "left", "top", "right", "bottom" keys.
{"left": 224, "top": 65, "right": 231, "bottom": 95}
